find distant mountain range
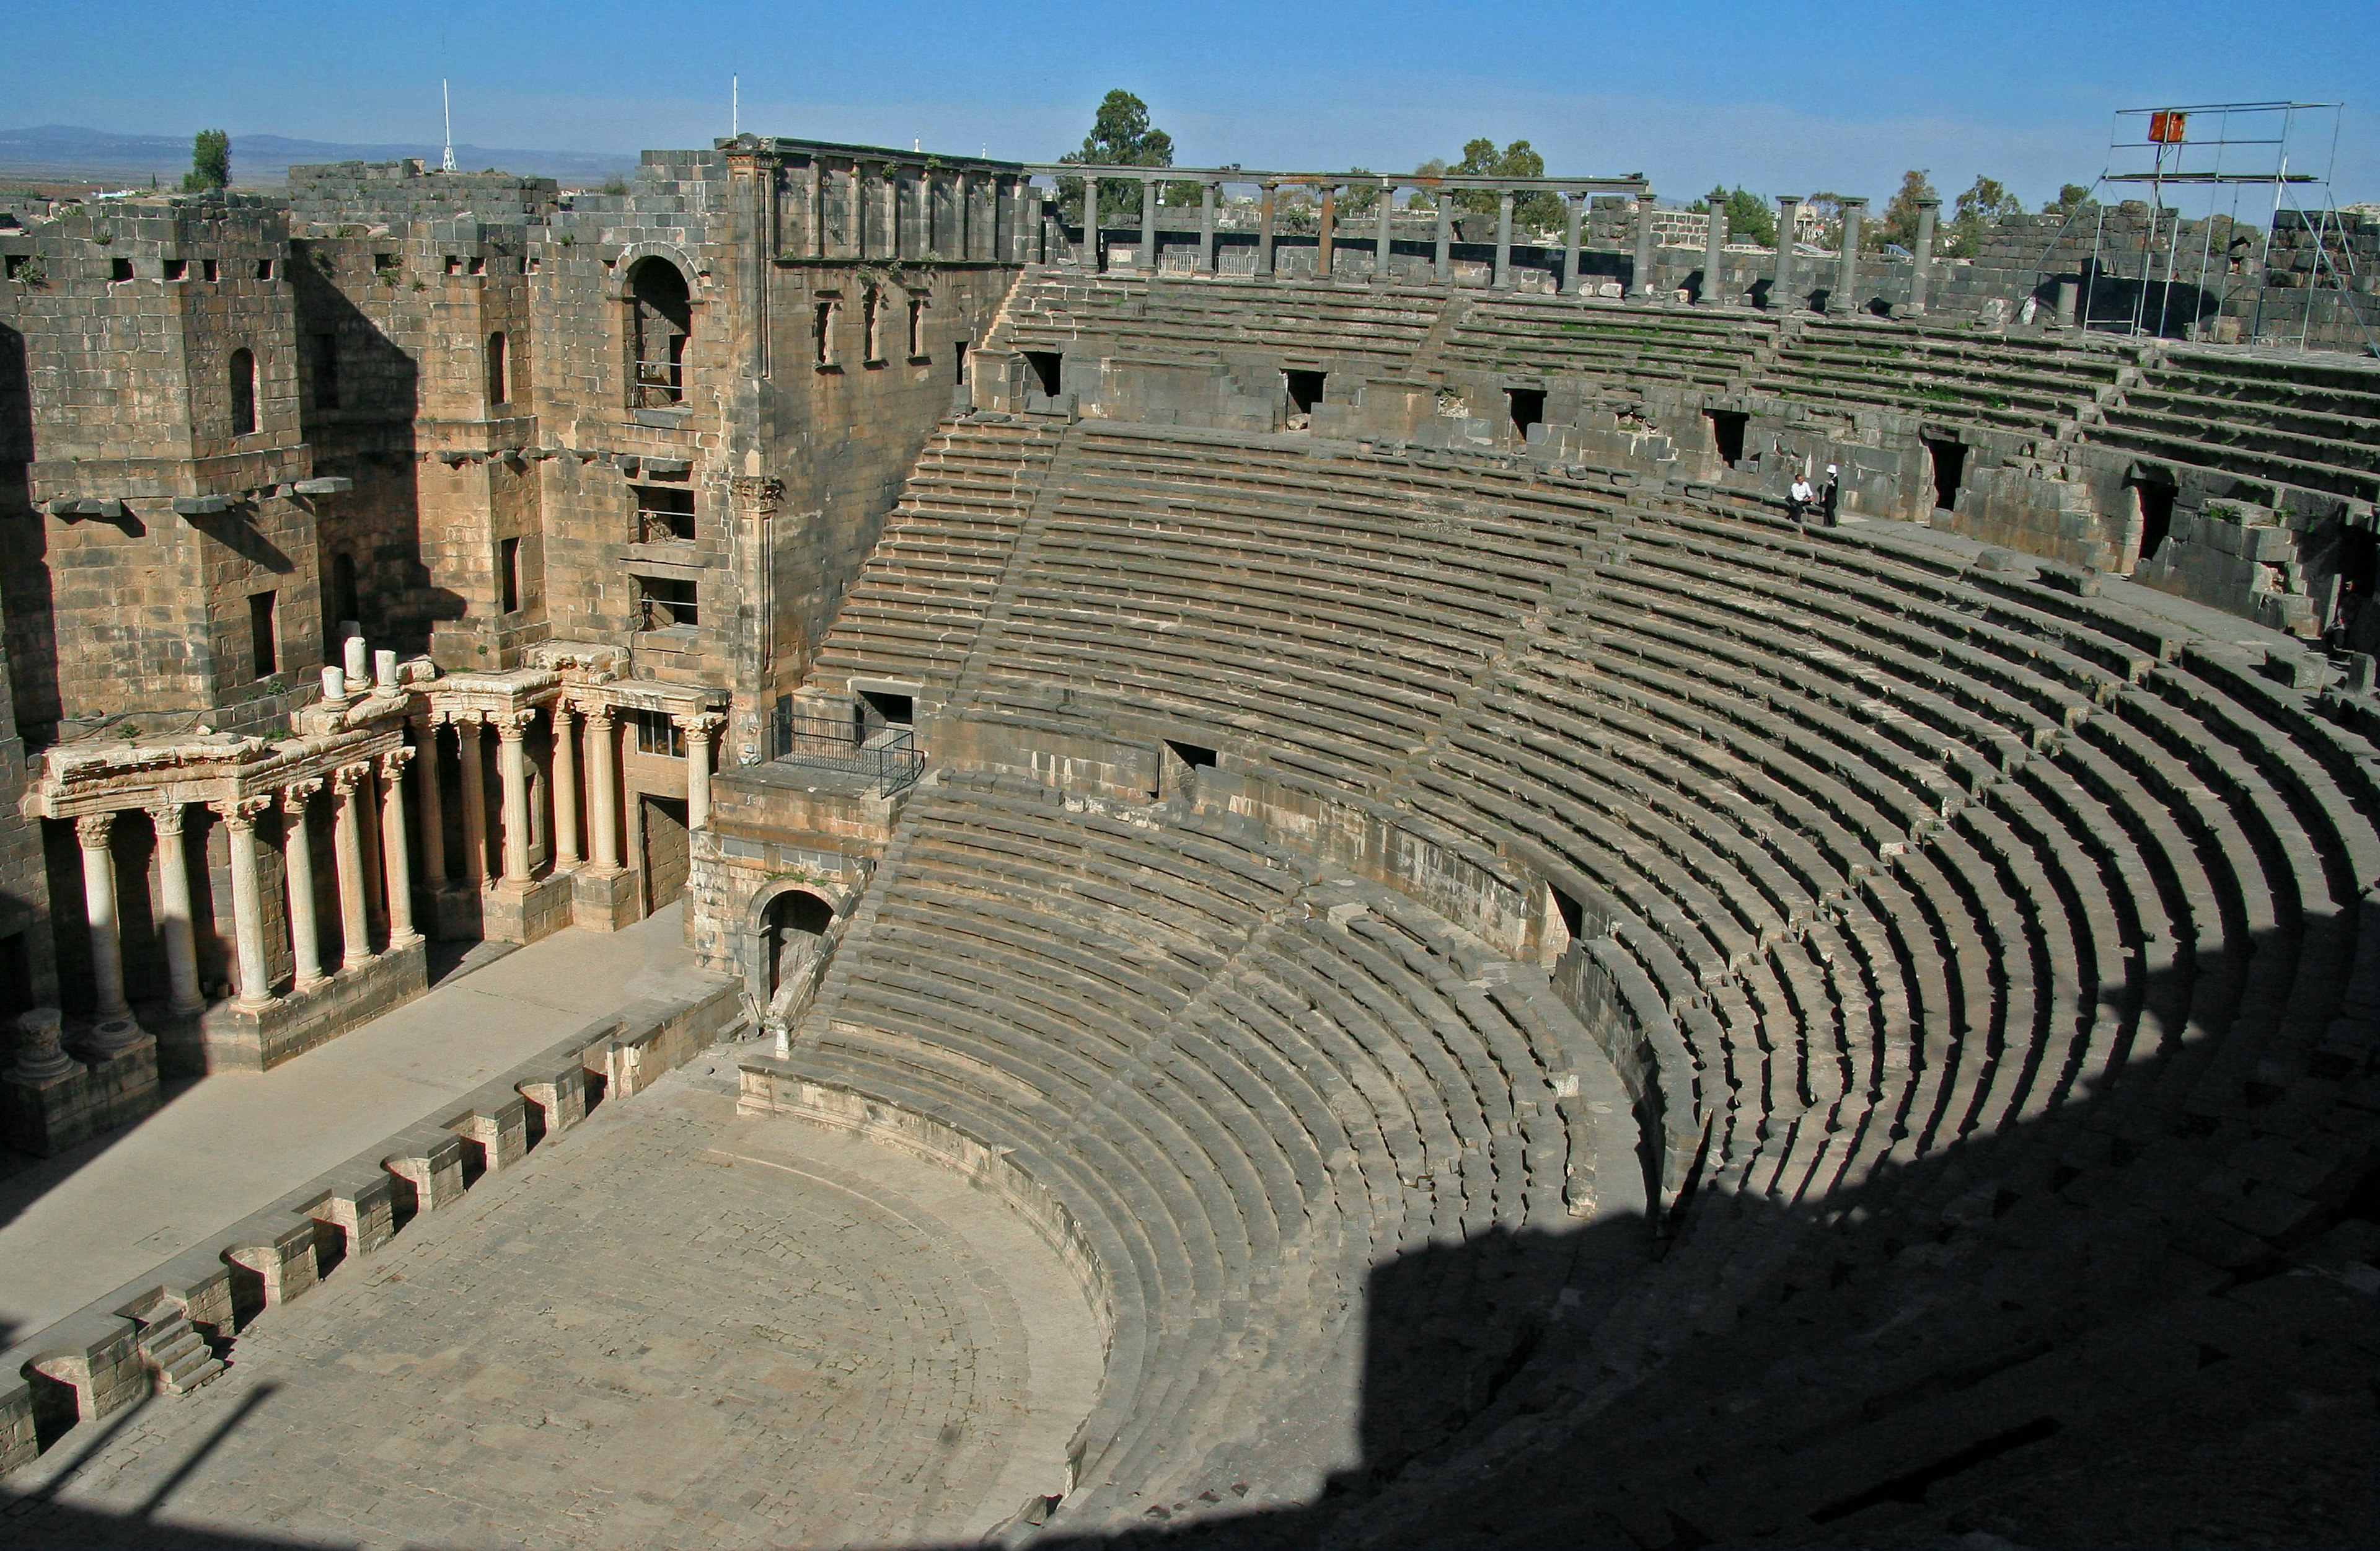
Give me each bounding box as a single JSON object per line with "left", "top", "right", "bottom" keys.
{"left": 0, "top": 125, "right": 638, "bottom": 186}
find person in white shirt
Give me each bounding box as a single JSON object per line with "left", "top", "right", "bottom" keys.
{"left": 1788, "top": 472, "right": 1815, "bottom": 524}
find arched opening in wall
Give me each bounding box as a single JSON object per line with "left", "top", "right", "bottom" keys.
{"left": 485, "top": 330, "right": 508, "bottom": 407}
{"left": 863, "top": 288, "right": 884, "bottom": 365}
{"left": 229, "top": 348, "right": 257, "bottom": 436}
{"left": 1024, "top": 350, "right": 1062, "bottom": 399}
{"left": 813, "top": 296, "right": 840, "bottom": 368}
{"left": 906, "top": 294, "right": 927, "bottom": 360}
{"left": 1506, "top": 387, "right": 1545, "bottom": 439}
{"left": 2128, "top": 474, "right": 2179, "bottom": 567}
{"left": 1705, "top": 410, "right": 1748, "bottom": 467}
{"left": 764, "top": 889, "right": 834, "bottom": 999}
{"left": 247, "top": 591, "right": 277, "bottom": 678}
{"left": 499, "top": 537, "right": 522, "bottom": 614}
{"left": 1923, "top": 436, "right": 1968, "bottom": 514}
{"left": 1285, "top": 369, "right": 1326, "bottom": 418}
{"left": 627, "top": 258, "right": 690, "bottom": 406}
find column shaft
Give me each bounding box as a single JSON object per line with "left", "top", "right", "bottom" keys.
{"left": 151, "top": 805, "right": 203, "bottom": 1014}
{"left": 380, "top": 751, "right": 420, "bottom": 945}
{"left": 1701, "top": 205, "right": 1729, "bottom": 305}
{"left": 1318, "top": 185, "right": 1336, "bottom": 276}
{"left": 283, "top": 785, "right": 325, "bottom": 989}
{"left": 1196, "top": 182, "right": 1216, "bottom": 273}
{"left": 224, "top": 805, "right": 273, "bottom": 1007}
{"left": 1139, "top": 176, "right": 1157, "bottom": 269}
{"left": 1836, "top": 200, "right": 1866, "bottom": 313}
{"left": 1910, "top": 199, "right": 1941, "bottom": 316}
{"left": 1632, "top": 191, "right": 1658, "bottom": 298}
{"left": 1774, "top": 197, "right": 1802, "bottom": 310}
{"left": 1258, "top": 185, "right": 1277, "bottom": 276}
{"left": 1492, "top": 191, "right": 1515, "bottom": 290}
{"left": 1561, "top": 195, "right": 1585, "bottom": 295}
{"left": 457, "top": 720, "right": 488, "bottom": 886}
{"left": 1081, "top": 177, "right": 1097, "bottom": 270}
{"left": 415, "top": 718, "right": 448, "bottom": 886}
{"left": 681, "top": 718, "right": 718, "bottom": 831}
{"left": 496, "top": 715, "right": 533, "bottom": 885}
{"left": 76, "top": 815, "right": 128, "bottom": 1019}
{"left": 586, "top": 710, "right": 621, "bottom": 872}
{"left": 333, "top": 766, "right": 372, "bottom": 969}
{"left": 552, "top": 705, "right": 581, "bottom": 868}
{"left": 1374, "top": 182, "right": 1393, "bottom": 280}
{"left": 1434, "top": 199, "right": 1451, "bottom": 281}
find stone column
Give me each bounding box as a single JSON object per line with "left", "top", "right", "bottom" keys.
{"left": 1701, "top": 203, "right": 1729, "bottom": 305}
{"left": 76, "top": 814, "right": 129, "bottom": 1021}
{"left": 551, "top": 704, "right": 581, "bottom": 869}
{"left": 845, "top": 163, "right": 862, "bottom": 258}
{"left": 1560, "top": 195, "right": 1585, "bottom": 295}
{"left": 149, "top": 803, "right": 203, "bottom": 1015}
{"left": 1632, "top": 189, "right": 1659, "bottom": 298}
{"left": 1196, "top": 182, "right": 1216, "bottom": 274}
{"left": 1258, "top": 183, "right": 1277, "bottom": 276}
{"left": 1317, "top": 184, "right": 1337, "bottom": 278}
{"left": 1492, "top": 190, "right": 1515, "bottom": 290}
{"left": 377, "top": 748, "right": 420, "bottom": 947}
{"left": 332, "top": 762, "right": 373, "bottom": 970}
{"left": 1139, "top": 175, "right": 1157, "bottom": 270}
{"left": 414, "top": 716, "right": 447, "bottom": 888}
{"left": 1080, "top": 175, "right": 1098, "bottom": 271}
{"left": 1434, "top": 198, "right": 1452, "bottom": 282}
{"left": 457, "top": 717, "right": 488, "bottom": 887}
{"left": 809, "top": 159, "right": 827, "bottom": 260}
{"left": 493, "top": 712, "right": 534, "bottom": 886}
{"left": 221, "top": 798, "right": 274, "bottom": 1009}
{"left": 1374, "top": 180, "right": 1393, "bottom": 281}
{"left": 678, "top": 714, "right": 721, "bottom": 831}
{"left": 9, "top": 1007, "right": 74, "bottom": 1084}
{"left": 585, "top": 707, "right": 621, "bottom": 872}
{"left": 1773, "top": 197, "right": 1802, "bottom": 310}
{"left": 1835, "top": 197, "right": 1867, "bottom": 313}
{"left": 1909, "top": 197, "right": 1941, "bottom": 316}
{"left": 281, "top": 780, "right": 327, "bottom": 991}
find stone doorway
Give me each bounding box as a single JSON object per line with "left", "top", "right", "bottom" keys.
{"left": 640, "top": 795, "right": 690, "bottom": 913}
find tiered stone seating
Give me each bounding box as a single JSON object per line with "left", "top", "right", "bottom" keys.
{"left": 775, "top": 343, "right": 2380, "bottom": 1538}
{"left": 2086, "top": 343, "right": 2380, "bottom": 501}
{"left": 1439, "top": 293, "right": 1768, "bottom": 388}
{"left": 1756, "top": 314, "right": 2137, "bottom": 432}
{"left": 806, "top": 414, "right": 1065, "bottom": 697}
{"left": 776, "top": 771, "right": 1622, "bottom": 1518}
{"left": 999, "top": 272, "right": 1445, "bottom": 369}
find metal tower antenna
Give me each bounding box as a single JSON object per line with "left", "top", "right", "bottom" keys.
{"left": 441, "top": 79, "right": 457, "bottom": 173}
{"left": 732, "top": 74, "right": 739, "bottom": 137}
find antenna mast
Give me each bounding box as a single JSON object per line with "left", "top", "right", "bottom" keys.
{"left": 733, "top": 74, "right": 739, "bottom": 137}
{"left": 441, "top": 79, "right": 457, "bottom": 172}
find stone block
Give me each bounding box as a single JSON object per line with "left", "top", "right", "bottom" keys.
{"left": 0, "top": 1377, "right": 33, "bottom": 1476}
{"left": 482, "top": 874, "right": 573, "bottom": 945}
{"left": 224, "top": 1221, "right": 322, "bottom": 1316}
{"left": 22, "top": 1311, "right": 148, "bottom": 1428}
{"left": 193, "top": 939, "right": 428, "bottom": 1072}
{"left": 571, "top": 865, "right": 644, "bottom": 932}
{"left": 515, "top": 1056, "right": 588, "bottom": 1139}
{"left": 2263, "top": 648, "right": 2330, "bottom": 691}
{"left": 382, "top": 1125, "right": 469, "bottom": 1216}
{"left": 303, "top": 1165, "right": 398, "bottom": 1259}
{"left": 444, "top": 1094, "right": 529, "bottom": 1175}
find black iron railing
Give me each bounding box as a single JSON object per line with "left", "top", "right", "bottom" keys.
{"left": 777, "top": 714, "right": 923, "bottom": 796}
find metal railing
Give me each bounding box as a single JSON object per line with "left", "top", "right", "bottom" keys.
{"left": 777, "top": 714, "right": 923, "bottom": 796}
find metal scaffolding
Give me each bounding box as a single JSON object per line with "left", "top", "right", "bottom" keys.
{"left": 2076, "top": 100, "right": 2356, "bottom": 349}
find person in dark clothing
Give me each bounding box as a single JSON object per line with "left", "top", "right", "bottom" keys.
{"left": 1822, "top": 463, "right": 1841, "bottom": 525}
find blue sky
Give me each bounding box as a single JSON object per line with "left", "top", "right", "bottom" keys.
{"left": 9, "top": 0, "right": 2372, "bottom": 206}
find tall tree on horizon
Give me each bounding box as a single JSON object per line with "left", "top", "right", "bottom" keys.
{"left": 1056, "top": 90, "right": 1190, "bottom": 221}
{"left": 183, "top": 129, "right": 230, "bottom": 193}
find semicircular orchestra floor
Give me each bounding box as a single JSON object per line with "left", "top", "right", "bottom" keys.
{"left": 7, "top": 1048, "right": 1104, "bottom": 1551}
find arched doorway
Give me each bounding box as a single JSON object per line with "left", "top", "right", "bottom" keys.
{"left": 764, "top": 889, "right": 834, "bottom": 999}
{"left": 627, "top": 259, "right": 690, "bottom": 406}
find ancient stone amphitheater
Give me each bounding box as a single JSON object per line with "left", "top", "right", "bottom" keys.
{"left": 733, "top": 273, "right": 2380, "bottom": 1545}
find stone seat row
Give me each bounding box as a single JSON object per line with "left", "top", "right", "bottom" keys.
{"left": 782, "top": 783, "right": 1600, "bottom": 1519}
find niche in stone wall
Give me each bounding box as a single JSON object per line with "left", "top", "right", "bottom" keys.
{"left": 1706, "top": 410, "right": 1747, "bottom": 467}
{"left": 1285, "top": 369, "right": 1326, "bottom": 418}
{"left": 1024, "top": 350, "right": 1062, "bottom": 399}
{"left": 1923, "top": 436, "right": 1968, "bottom": 514}
{"left": 2127, "top": 472, "right": 2179, "bottom": 566}
{"left": 627, "top": 258, "right": 690, "bottom": 406}
{"left": 1507, "top": 387, "right": 1546, "bottom": 439}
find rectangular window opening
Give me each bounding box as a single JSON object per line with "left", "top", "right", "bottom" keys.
{"left": 255, "top": 258, "right": 274, "bottom": 280}
{"left": 633, "top": 484, "right": 696, "bottom": 544}
{"left": 858, "top": 689, "right": 914, "bottom": 728}
{"left": 863, "top": 289, "right": 884, "bottom": 364}
{"left": 467, "top": 255, "right": 486, "bottom": 276}
{"left": 814, "top": 299, "right": 839, "bottom": 368}
{"left": 109, "top": 257, "right": 133, "bottom": 283}
{"left": 1023, "top": 350, "right": 1062, "bottom": 399}
{"left": 906, "top": 296, "right": 927, "bottom": 360}
{"left": 201, "top": 258, "right": 219, "bottom": 283}
{"left": 312, "top": 334, "right": 340, "bottom": 410}
{"left": 954, "top": 338, "right": 969, "bottom": 386}
{"left": 444, "top": 255, "right": 463, "bottom": 275}
{"left": 1550, "top": 883, "right": 1585, "bottom": 947}
{"left": 1507, "top": 387, "right": 1546, "bottom": 438}
{"left": 1706, "top": 410, "right": 1748, "bottom": 467}
{"left": 1165, "top": 738, "right": 1218, "bottom": 770}
{"left": 164, "top": 258, "right": 188, "bottom": 281}
{"left": 634, "top": 575, "right": 699, "bottom": 630}
{"left": 498, "top": 537, "right": 522, "bottom": 614}
{"left": 248, "top": 591, "right": 278, "bottom": 679}
{"left": 1285, "top": 369, "right": 1326, "bottom": 416}
{"left": 633, "top": 710, "right": 687, "bottom": 758}
{"left": 6, "top": 255, "right": 32, "bottom": 281}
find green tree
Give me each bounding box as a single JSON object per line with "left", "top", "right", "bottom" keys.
{"left": 2040, "top": 182, "right": 2097, "bottom": 218}
{"left": 1946, "top": 174, "right": 2022, "bottom": 257}
{"left": 1412, "top": 139, "right": 1562, "bottom": 233}
{"left": 1056, "top": 89, "right": 1176, "bottom": 223}
{"left": 183, "top": 129, "right": 230, "bottom": 193}
{"left": 1338, "top": 169, "right": 1385, "bottom": 220}
{"left": 1872, "top": 169, "right": 1938, "bottom": 252}
{"left": 1690, "top": 185, "right": 1776, "bottom": 249}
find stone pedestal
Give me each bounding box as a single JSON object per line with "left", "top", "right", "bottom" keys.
{"left": 482, "top": 874, "right": 575, "bottom": 946}
{"left": 425, "top": 880, "right": 485, "bottom": 942}
{"left": 1, "top": 1008, "right": 159, "bottom": 1156}
{"left": 193, "top": 937, "right": 428, "bottom": 1072}
{"left": 571, "top": 867, "right": 645, "bottom": 933}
